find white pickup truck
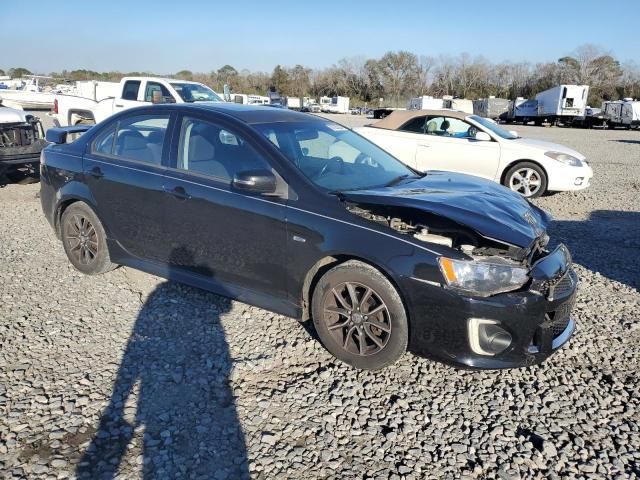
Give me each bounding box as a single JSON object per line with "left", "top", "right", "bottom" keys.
{"left": 52, "top": 76, "right": 223, "bottom": 127}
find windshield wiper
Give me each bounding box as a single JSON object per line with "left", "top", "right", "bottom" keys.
{"left": 385, "top": 174, "right": 414, "bottom": 187}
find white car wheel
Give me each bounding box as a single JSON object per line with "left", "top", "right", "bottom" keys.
{"left": 505, "top": 162, "right": 547, "bottom": 198}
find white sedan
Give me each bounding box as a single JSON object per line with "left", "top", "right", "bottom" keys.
{"left": 354, "top": 110, "right": 593, "bottom": 198}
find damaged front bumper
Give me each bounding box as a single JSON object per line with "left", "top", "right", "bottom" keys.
{"left": 405, "top": 245, "right": 577, "bottom": 369}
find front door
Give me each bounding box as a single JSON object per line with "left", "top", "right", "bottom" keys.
{"left": 83, "top": 112, "right": 173, "bottom": 261}
{"left": 415, "top": 116, "right": 501, "bottom": 180}
{"left": 161, "top": 113, "right": 288, "bottom": 298}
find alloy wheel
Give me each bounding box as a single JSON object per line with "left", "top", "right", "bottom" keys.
{"left": 509, "top": 167, "right": 541, "bottom": 197}
{"left": 64, "top": 214, "right": 99, "bottom": 266}
{"left": 322, "top": 282, "right": 392, "bottom": 356}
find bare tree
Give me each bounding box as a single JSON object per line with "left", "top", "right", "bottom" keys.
{"left": 378, "top": 51, "right": 420, "bottom": 106}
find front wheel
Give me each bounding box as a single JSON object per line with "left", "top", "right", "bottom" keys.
{"left": 504, "top": 162, "right": 547, "bottom": 198}
{"left": 61, "top": 202, "right": 116, "bottom": 275}
{"left": 311, "top": 261, "right": 408, "bottom": 370}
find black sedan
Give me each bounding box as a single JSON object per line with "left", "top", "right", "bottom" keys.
{"left": 40, "top": 103, "right": 577, "bottom": 370}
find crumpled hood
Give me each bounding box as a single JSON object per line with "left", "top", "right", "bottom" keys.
{"left": 342, "top": 171, "right": 552, "bottom": 248}
{"left": 509, "top": 137, "right": 586, "bottom": 160}
{"left": 0, "top": 105, "right": 28, "bottom": 124}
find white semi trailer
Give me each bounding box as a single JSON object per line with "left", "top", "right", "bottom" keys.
{"left": 534, "top": 85, "right": 589, "bottom": 125}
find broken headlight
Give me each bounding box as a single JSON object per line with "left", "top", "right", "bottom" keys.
{"left": 544, "top": 151, "right": 582, "bottom": 167}
{"left": 438, "top": 256, "right": 529, "bottom": 297}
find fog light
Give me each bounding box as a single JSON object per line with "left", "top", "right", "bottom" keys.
{"left": 574, "top": 177, "right": 584, "bottom": 185}
{"left": 468, "top": 318, "right": 512, "bottom": 356}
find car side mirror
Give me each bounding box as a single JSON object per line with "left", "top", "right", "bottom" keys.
{"left": 232, "top": 169, "right": 277, "bottom": 195}
{"left": 508, "top": 130, "right": 519, "bottom": 138}
{"left": 474, "top": 132, "right": 492, "bottom": 141}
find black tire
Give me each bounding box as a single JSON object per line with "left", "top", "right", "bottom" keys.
{"left": 61, "top": 202, "right": 115, "bottom": 275}
{"left": 503, "top": 161, "right": 547, "bottom": 198}
{"left": 311, "top": 260, "right": 408, "bottom": 370}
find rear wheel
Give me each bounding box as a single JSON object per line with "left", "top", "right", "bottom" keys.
{"left": 311, "top": 261, "right": 408, "bottom": 370}
{"left": 504, "top": 162, "right": 547, "bottom": 198}
{"left": 61, "top": 202, "right": 115, "bottom": 275}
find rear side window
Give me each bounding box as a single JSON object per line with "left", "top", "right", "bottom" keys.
{"left": 399, "top": 116, "right": 428, "bottom": 133}
{"left": 93, "top": 114, "right": 169, "bottom": 165}
{"left": 122, "top": 80, "right": 141, "bottom": 101}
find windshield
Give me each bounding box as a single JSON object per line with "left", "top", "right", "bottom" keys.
{"left": 170, "top": 82, "right": 222, "bottom": 102}
{"left": 469, "top": 115, "right": 518, "bottom": 139}
{"left": 253, "top": 121, "right": 418, "bottom": 192}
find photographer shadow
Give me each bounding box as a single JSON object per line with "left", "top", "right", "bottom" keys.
{"left": 76, "top": 248, "right": 249, "bottom": 479}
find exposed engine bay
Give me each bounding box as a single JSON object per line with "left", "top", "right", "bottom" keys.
{"left": 0, "top": 106, "right": 47, "bottom": 178}
{"left": 1, "top": 117, "right": 44, "bottom": 147}
{"left": 346, "top": 203, "right": 548, "bottom": 267}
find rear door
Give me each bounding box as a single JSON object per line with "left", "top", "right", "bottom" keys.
{"left": 83, "top": 111, "right": 173, "bottom": 261}
{"left": 161, "top": 112, "right": 288, "bottom": 298}
{"left": 415, "top": 115, "right": 501, "bottom": 180}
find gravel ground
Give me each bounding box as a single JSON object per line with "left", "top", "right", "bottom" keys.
{"left": 0, "top": 115, "right": 639, "bottom": 479}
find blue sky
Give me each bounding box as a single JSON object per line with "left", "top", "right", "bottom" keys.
{"left": 1, "top": 0, "right": 638, "bottom": 74}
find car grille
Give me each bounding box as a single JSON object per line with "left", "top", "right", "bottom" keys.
{"left": 551, "top": 272, "right": 575, "bottom": 298}
{"left": 539, "top": 269, "right": 577, "bottom": 300}
{"left": 547, "top": 308, "right": 571, "bottom": 338}
{"left": 529, "top": 289, "right": 575, "bottom": 353}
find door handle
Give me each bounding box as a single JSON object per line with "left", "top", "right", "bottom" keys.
{"left": 418, "top": 143, "right": 431, "bottom": 147}
{"left": 163, "top": 185, "right": 191, "bottom": 200}
{"left": 86, "top": 166, "right": 104, "bottom": 178}
{"left": 114, "top": 103, "right": 123, "bottom": 108}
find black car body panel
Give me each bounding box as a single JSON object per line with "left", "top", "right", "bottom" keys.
{"left": 40, "top": 103, "right": 577, "bottom": 369}
{"left": 340, "top": 172, "right": 552, "bottom": 248}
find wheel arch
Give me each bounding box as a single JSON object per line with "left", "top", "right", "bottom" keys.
{"left": 300, "top": 254, "right": 410, "bottom": 327}
{"left": 54, "top": 187, "right": 99, "bottom": 238}
{"left": 68, "top": 109, "right": 96, "bottom": 126}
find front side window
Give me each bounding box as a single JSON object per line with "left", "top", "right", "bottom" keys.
{"left": 144, "top": 82, "right": 175, "bottom": 103}
{"left": 121, "top": 80, "right": 141, "bottom": 101}
{"left": 94, "top": 114, "right": 169, "bottom": 164}
{"left": 424, "top": 116, "right": 476, "bottom": 138}
{"left": 176, "top": 117, "right": 270, "bottom": 182}
{"left": 254, "top": 121, "right": 418, "bottom": 192}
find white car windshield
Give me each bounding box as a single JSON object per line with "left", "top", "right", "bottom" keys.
{"left": 470, "top": 115, "right": 518, "bottom": 139}
{"left": 170, "top": 83, "right": 222, "bottom": 102}
{"left": 254, "top": 121, "right": 420, "bottom": 192}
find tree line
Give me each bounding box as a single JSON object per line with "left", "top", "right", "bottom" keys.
{"left": 3, "top": 44, "right": 639, "bottom": 107}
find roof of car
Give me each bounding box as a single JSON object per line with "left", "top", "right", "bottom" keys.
{"left": 372, "top": 109, "right": 472, "bottom": 130}
{"left": 176, "top": 102, "right": 325, "bottom": 125}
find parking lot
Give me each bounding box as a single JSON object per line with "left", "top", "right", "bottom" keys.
{"left": 1, "top": 115, "right": 639, "bottom": 479}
